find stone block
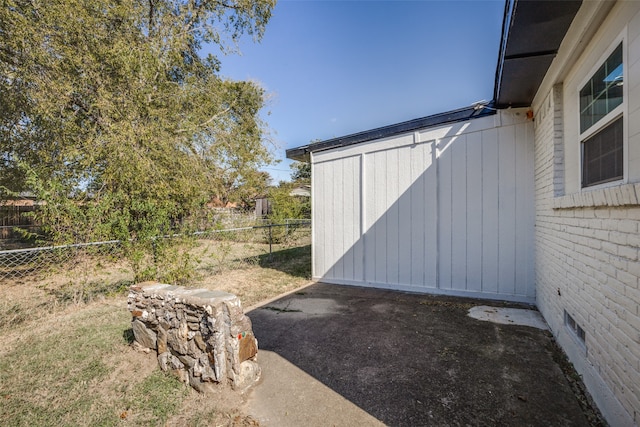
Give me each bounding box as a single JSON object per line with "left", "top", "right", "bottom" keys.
{"left": 239, "top": 332, "right": 258, "bottom": 362}
{"left": 157, "top": 326, "right": 168, "bottom": 354}
{"left": 131, "top": 318, "right": 157, "bottom": 350}
{"left": 233, "top": 360, "right": 261, "bottom": 392}
{"left": 127, "top": 282, "right": 259, "bottom": 393}
{"left": 193, "top": 332, "right": 207, "bottom": 352}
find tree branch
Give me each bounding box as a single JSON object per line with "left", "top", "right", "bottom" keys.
{"left": 148, "top": 0, "right": 156, "bottom": 36}
{"left": 174, "top": 104, "right": 233, "bottom": 133}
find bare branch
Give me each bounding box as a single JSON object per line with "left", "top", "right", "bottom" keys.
{"left": 174, "top": 104, "right": 233, "bottom": 133}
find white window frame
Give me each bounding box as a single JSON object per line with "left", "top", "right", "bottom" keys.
{"left": 578, "top": 31, "right": 628, "bottom": 190}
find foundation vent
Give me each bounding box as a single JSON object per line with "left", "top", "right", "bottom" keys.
{"left": 564, "top": 310, "right": 586, "bottom": 345}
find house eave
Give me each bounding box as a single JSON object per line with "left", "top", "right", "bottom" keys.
{"left": 493, "top": 0, "right": 582, "bottom": 108}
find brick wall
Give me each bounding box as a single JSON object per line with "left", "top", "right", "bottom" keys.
{"left": 534, "top": 84, "right": 640, "bottom": 425}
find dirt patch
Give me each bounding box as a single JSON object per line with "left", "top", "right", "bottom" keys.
{"left": 548, "top": 339, "right": 607, "bottom": 427}
{"left": 166, "top": 385, "right": 260, "bottom": 427}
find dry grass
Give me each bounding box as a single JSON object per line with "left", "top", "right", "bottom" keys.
{"left": 0, "top": 234, "right": 311, "bottom": 426}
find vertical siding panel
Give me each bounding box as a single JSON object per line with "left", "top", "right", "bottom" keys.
{"left": 411, "top": 143, "right": 426, "bottom": 286}
{"left": 398, "top": 146, "right": 413, "bottom": 285}
{"left": 466, "top": 131, "right": 483, "bottom": 292}
{"left": 314, "top": 162, "right": 326, "bottom": 278}
{"left": 424, "top": 141, "right": 438, "bottom": 288}
{"left": 438, "top": 137, "right": 453, "bottom": 290}
{"left": 364, "top": 153, "right": 377, "bottom": 283}
{"left": 323, "top": 161, "right": 333, "bottom": 279}
{"left": 312, "top": 161, "right": 321, "bottom": 278}
{"left": 451, "top": 135, "right": 468, "bottom": 291}
{"left": 312, "top": 164, "right": 326, "bottom": 277}
{"left": 498, "top": 126, "right": 517, "bottom": 295}
{"left": 386, "top": 149, "right": 401, "bottom": 284}
{"left": 353, "top": 156, "right": 365, "bottom": 282}
{"left": 374, "top": 152, "right": 387, "bottom": 284}
{"left": 342, "top": 158, "right": 354, "bottom": 281}
{"left": 323, "top": 162, "right": 332, "bottom": 279}
{"left": 332, "top": 161, "right": 344, "bottom": 280}
{"left": 481, "top": 128, "right": 499, "bottom": 293}
{"left": 329, "top": 161, "right": 336, "bottom": 278}
{"left": 386, "top": 149, "right": 400, "bottom": 285}
{"left": 514, "top": 122, "right": 535, "bottom": 297}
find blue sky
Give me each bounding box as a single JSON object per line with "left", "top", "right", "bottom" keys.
{"left": 209, "top": 0, "right": 506, "bottom": 183}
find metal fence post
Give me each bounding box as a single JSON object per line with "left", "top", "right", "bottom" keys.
{"left": 268, "top": 224, "right": 273, "bottom": 261}
{"left": 152, "top": 239, "right": 158, "bottom": 264}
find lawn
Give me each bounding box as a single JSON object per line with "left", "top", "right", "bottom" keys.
{"left": 0, "top": 235, "right": 311, "bottom": 426}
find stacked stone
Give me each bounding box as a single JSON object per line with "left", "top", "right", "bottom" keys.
{"left": 127, "top": 282, "right": 259, "bottom": 392}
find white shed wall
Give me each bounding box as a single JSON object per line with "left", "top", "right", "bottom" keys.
{"left": 312, "top": 111, "right": 535, "bottom": 303}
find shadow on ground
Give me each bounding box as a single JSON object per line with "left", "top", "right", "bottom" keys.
{"left": 247, "top": 283, "right": 600, "bottom": 426}
{"left": 253, "top": 244, "right": 311, "bottom": 279}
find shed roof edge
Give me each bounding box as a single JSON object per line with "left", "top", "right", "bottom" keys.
{"left": 286, "top": 105, "right": 496, "bottom": 162}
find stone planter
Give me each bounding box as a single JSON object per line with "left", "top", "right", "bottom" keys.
{"left": 127, "top": 282, "right": 260, "bottom": 392}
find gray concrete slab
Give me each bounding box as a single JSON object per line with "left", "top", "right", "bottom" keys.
{"left": 244, "top": 283, "right": 598, "bottom": 427}
{"left": 467, "top": 305, "right": 550, "bottom": 330}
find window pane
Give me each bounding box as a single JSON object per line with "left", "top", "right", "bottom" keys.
{"left": 580, "top": 44, "right": 623, "bottom": 134}
{"left": 580, "top": 88, "right": 593, "bottom": 131}
{"left": 582, "top": 116, "right": 623, "bottom": 187}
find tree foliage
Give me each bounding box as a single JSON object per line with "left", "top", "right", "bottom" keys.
{"left": 289, "top": 161, "right": 310, "bottom": 184}
{"left": 0, "top": 0, "right": 275, "bottom": 282}
{"left": 265, "top": 182, "right": 310, "bottom": 243}
{"left": 268, "top": 184, "right": 308, "bottom": 221}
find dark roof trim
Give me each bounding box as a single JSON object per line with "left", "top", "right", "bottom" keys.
{"left": 493, "top": 0, "right": 582, "bottom": 108}
{"left": 286, "top": 105, "right": 496, "bottom": 162}
{"left": 493, "top": 0, "right": 515, "bottom": 107}
{"left": 504, "top": 49, "right": 560, "bottom": 61}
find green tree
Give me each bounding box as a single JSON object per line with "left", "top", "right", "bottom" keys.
{"left": 290, "top": 161, "right": 311, "bottom": 184}
{"left": 265, "top": 181, "right": 310, "bottom": 241}
{"left": 0, "top": 0, "right": 275, "bottom": 282}
{"left": 232, "top": 170, "right": 271, "bottom": 210}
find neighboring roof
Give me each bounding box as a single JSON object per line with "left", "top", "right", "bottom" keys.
{"left": 289, "top": 185, "right": 311, "bottom": 197}
{"left": 286, "top": 105, "right": 496, "bottom": 162}
{"left": 494, "top": 0, "right": 582, "bottom": 108}
{"left": 287, "top": 0, "right": 582, "bottom": 161}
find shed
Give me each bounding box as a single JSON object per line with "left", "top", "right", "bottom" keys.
{"left": 290, "top": 106, "right": 536, "bottom": 303}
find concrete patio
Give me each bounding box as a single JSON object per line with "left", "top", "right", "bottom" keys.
{"left": 243, "top": 283, "right": 601, "bottom": 426}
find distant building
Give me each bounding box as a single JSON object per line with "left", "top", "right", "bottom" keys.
{"left": 289, "top": 185, "right": 311, "bottom": 197}
{"left": 254, "top": 197, "right": 271, "bottom": 218}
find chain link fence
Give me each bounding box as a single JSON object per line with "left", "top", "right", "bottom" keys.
{"left": 0, "top": 220, "right": 311, "bottom": 281}
{"left": 0, "top": 240, "right": 123, "bottom": 280}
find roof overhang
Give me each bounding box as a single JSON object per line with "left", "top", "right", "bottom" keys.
{"left": 286, "top": 105, "right": 496, "bottom": 162}
{"left": 494, "top": 0, "right": 582, "bottom": 108}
